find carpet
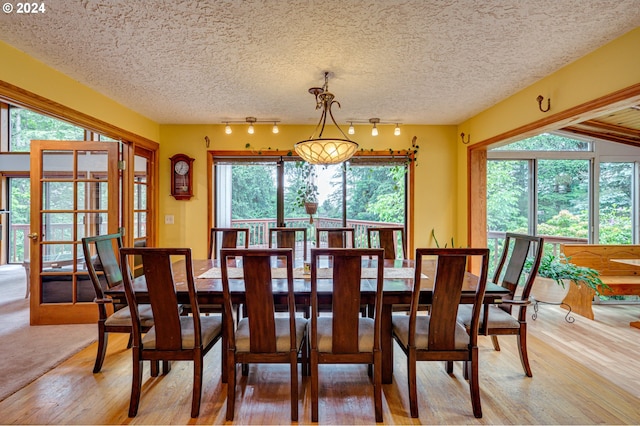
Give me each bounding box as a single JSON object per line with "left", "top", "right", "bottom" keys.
{"left": 0, "top": 265, "right": 96, "bottom": 402}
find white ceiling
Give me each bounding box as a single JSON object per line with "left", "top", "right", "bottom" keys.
{"left": 0, "top": 0, "right": 639, "bottom": 125}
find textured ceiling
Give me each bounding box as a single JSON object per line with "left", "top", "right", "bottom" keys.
{"left": 0, "top": 0, "right": 639, "bottom": 125}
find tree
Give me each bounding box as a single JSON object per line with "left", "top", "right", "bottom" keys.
{"left": 10, "top": 107, "right": 84, "bottom": 152}
{"left": 231, "top": 165, "right": 276, "bottom": 219}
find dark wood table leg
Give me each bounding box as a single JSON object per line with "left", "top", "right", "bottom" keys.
{"left": 381, "top": 303, "right": 393, "bottom": 384}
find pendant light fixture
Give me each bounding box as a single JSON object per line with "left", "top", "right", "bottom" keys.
{"left": 294, "top": 72, "right": 359, "bottom": 165}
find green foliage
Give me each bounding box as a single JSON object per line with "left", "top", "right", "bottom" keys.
{"left": 292, "top": 162, "right": 318, "bottom": 208}
{"left": 231, "top": 165, "right": 276, "bottom": 219}
{"left": 346, "top": 165, "right": 405, "bottom": 223}
{"left": 487, "top": 160, "right": 528, "bottom": 232}
{"left": 10, "top": 107, "right": 84, "bottom": 152}
{"left": 431, "top": 229, "right": 456, "bottom": 248}
{"left": 525, "top": 253, "right": 610, "bottom": 295}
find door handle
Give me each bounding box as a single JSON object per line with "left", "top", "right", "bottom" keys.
{"left": 27, "top": 233, "right": 39, "bottom": 240}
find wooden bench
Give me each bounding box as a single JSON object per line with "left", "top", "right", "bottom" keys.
{"left": 560, "top": 244, "right": 640, "bottom": 325}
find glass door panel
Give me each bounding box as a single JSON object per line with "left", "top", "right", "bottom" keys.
{"left": 599, "top": 162, "right": 633, "bottom": 244}
{"left": 30, "top": 141, "right": 119, "bottom": 325}
{"left": 346, "top": 163, "right": 406, "bottom": 248}
{"left": 486, "top": 159, "right": 531, "bottom": 272}
{"left": 8, "top": 177, "right": 30, "bottom": 263}
{"left": 536, "top": 159, "right": 590, "bottom": 239}
{"left": 216, "top": 162, "right": 277, "bottom": 250}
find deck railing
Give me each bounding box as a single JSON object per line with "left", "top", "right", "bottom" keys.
{"left": 8, "top": 223, "right": 588, "bottom": 264}
{"left": 229, "top": 217, "right": 403, "bottom": 249}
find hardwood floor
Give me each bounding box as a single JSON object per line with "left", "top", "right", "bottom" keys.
{"left": 1, "top": 304, "right": 639, "bottom": 424}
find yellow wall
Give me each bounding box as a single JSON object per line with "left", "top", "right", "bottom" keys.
{"left": 455, "top": 27, "right": 640, "bottom": 243}
{"left": 158, "top": 124, "right": 457, "bottom": 257}
{"left": 0, "top": 41, "right": 159, "bottom": 142}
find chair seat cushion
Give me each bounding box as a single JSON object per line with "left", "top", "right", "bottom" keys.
{"left": 142, "top": 315, "right": 222, "bottom": 349}
{"left": 315, "top": 316, "right": 375, "bottom": 353}
{"left": 392, "top": 314, "right": 469, "bottom": 350}
{"left": 457, "top": 304, "right": 520, "bottom": 329}
{"left": 235, "top": 317, "right": 308, "bottom": 353}
{"left": 105, "top": 304, "right": 154, "bottom": 327}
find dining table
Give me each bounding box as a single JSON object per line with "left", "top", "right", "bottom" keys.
{"left": 106, "top": 257, "right": 510, "bottom": 384}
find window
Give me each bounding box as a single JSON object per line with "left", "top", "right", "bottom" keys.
{"left": 9, "top": 106, "right": 84, "bottom": 152}
{"left": 8, "top": 177, "right": 30, "bottom": 263}
{"left": 599, "top": 162, "right": 634, "bottom": 244}
{"left": 212, "top": 154, "right": 409, "bottom": 253}
{"left": 487, "top": 132, "right": 640, "bottom": 268}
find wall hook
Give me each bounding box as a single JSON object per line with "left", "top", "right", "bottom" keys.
{"left": 204, "top": 136, "right": 210, "bottom": 148}
{"left": 536, "top": 95, "right": 551, "bottom": 112}
{"left": 460, "top": 132, "right": 470, "bottom": 144}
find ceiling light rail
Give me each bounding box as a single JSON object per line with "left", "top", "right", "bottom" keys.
{"left": 222, "top": 117, "right": 281, "bottom": 135}
{"left": 346, "top": 118, "right": 403, "bottom": 136}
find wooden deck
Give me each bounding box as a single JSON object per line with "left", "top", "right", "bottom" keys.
{"left": 0, "top": 304, "right": 639, "bottom": 424}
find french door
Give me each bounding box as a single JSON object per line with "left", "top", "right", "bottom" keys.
{"left": 29, "top": 140, "right": 120, "bottom": 325}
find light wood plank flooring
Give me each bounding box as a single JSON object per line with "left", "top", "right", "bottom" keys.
{"left": 1, "top": 304, "right": 639, "bottom": 424}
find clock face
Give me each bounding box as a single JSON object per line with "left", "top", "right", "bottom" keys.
{"left": 174, "top": 160, "right": 190, "bottom": 175}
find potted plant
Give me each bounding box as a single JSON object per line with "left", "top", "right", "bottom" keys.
{"left": 525, "top": 253, "right": 607, "bottom": 303}
{"left": 294, "top": 163, "right": 319, "bottom": 223}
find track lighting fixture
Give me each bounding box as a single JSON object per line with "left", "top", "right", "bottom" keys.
{"left": 221, "top": 117, "right": 281, "bottom": 135}
{"left": 369, "top": 118, "right": 380, "bottom": 136}
{"left": 346, "top": 118, "right": 402, "bottom": 136}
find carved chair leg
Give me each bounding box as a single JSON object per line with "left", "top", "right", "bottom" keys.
{"left": 518, "top": 331, "right": 532, "bottom": 377}
{"left": 408, "top": 350, "right": 418, "bottom": 418}
{"left": 491, "top": 335, "right": 501, "bottom": 351}
{"left": 469, "top": 348, "right": 482, "bottom": 418}
{"left": 226, "top": 352, "right": 236, "bottom": 421}
{"left": 290, "top": 352, "right": 298, "bottom": 421}
{"left": 445, "top": 360, "right": 454, "bottom": 374}
{"left": 191, "top": 356, "right": 203, "bottom": 418}
{"left": 311, "top": 350, "right": 319, "bottom": 422}
{"left": 128, "top": 356, "right": 143, "bottom": 417}
{"left": 374, "top": 351, "right": 383, "bottom": 422}
{"left": 93, "top": 327, "right": 108, "bottom": 373}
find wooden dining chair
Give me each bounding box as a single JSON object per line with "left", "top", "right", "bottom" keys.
{"left": 82, "top": 233, "right": 154, "bottom": 374}
{"left": 367, "top": 226, "right": 406, "bottom": 259}
{"left": 199, "top": 227, "right": 248, "bottom": 319}
{"left": 314, "top": 227, "right": 367, "bottom": 315}
{"left": 392, "top": 248, "right": 489, "bottom": 418}
{"left": 268, "top": 227, "right": 308, "bottom": 261}
{"left": 120, "top": 247, "right": 223, "bottom": 418}
{"left": 368, "top": 226, "right": 411, "bottom": 314}
{"left": 457, "top": 233, "right": 544, "bottom": 377}
{"left": 220, "top": 248, "right": 307, "bottom": 421}
{"left": 208, "top": 227, "right": 249, "bottom": 259}
{"left": 309, "top": 247, "right": 385, "bottom": 422}
{"left": 315, "top": 227, "right": 355, "bottom": 248}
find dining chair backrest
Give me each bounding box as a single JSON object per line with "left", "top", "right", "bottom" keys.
{"left": 410, "top": 248, "right": 489, "bottom": 351}
{"left": 208, "top": 227, "right": 249, "bottom": 259}
{"left": 310, "top": 247, "right": 385, "bottom": 353}
{"left": 493, "top": 233, "right": 544, "bottom": 316}
{"left": 367, "top": 226, "right": 406, "bottom": 259}
{"left": 121, "top": 247, "right": 200, "bottom": 350}
{"left": 268, "top": 227, "right": 308, "bottom": 261}
{"left": 82, "top": 233, "right": 124, "bottom": 295}
{"left": 315, "top": 227, "right": 355, "bottom": 248}
{"left": 220, "top": 248, "right": 296, "bottom": 353}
